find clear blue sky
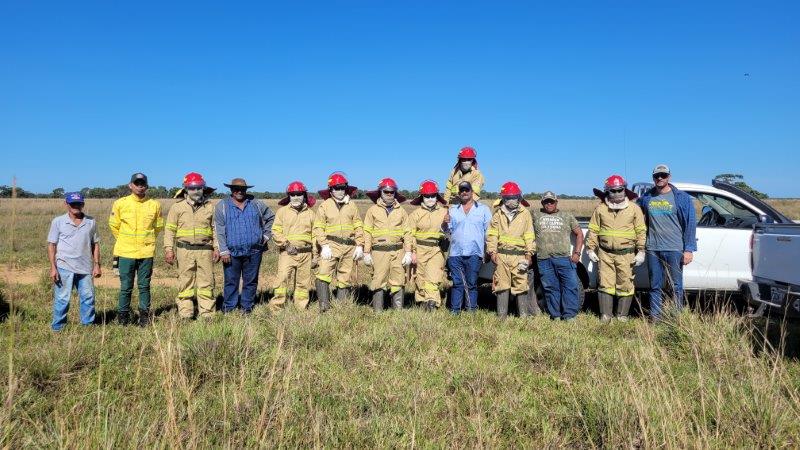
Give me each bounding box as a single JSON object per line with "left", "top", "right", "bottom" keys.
{"left": 2, "top": 1, "right": 799, "bottom": 196}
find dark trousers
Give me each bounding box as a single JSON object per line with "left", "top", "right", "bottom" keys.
{"left": 537, "top": 256, "right": 580, "bottom": 319}
{"left": 223, "top": 252, "right": 263, "bottom": 312}
{"left": 448, "top": 255, "right": 482, "bottom": 313}
{"left": 647, "top": 250, "right": 684, "bottom": 319}
{"left": 118, "top": 257, "right": 153, "bottom": 312}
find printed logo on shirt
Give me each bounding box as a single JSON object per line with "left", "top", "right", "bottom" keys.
{"left": 538, "top": 215, "right": 566, "bottom": 233}
{"left": 648, "top": 199, "right": 674, "bottom": 216}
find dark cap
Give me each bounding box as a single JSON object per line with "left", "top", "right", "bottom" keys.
{"left": 65, "top": 191, "right": 84, "bottom": 203}
{"left": 458, "top": 181, "right": 473, "bottom": 192}
{"left": 130, "top": 172, "right": 148, "bottom": 184}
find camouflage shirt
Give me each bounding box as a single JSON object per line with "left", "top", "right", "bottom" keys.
{"left": 532, "top": 209, "right": 579, "bottom": 260}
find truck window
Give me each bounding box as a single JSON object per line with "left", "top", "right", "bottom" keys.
{"left": 693, "top": 193, "right": 759, "bottom": 229}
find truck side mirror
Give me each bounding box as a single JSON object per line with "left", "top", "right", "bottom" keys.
{"left": 758, "top": 214, "right": 772, "bottom": 223}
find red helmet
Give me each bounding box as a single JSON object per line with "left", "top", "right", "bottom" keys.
{"left": 286, "top": 181, "right": 307, "bottom": 194}
{"left": 418, "top": 180, "right": 439, "bottom": 195}
{"left": 327, "top": 172, "right": 349, "bottom": 187}
{"left": 183, "top": 172, "right": 206, "bottom": 188}
{"left": 279, "top": 181, "right": 315, "bottom": 207}
{"left": 319, "top": 171, "right": 358, "bottom": 199}
{"left": 377, "top": 177, "right": 398, "bottom": 191}
{"left": 500, "top": 181, "right": 529, "bottom": 207}
{"left": 604, "top": 175, "right": 627, "bottom": 190}
{"left": 366, "top": 177, "right": 406, "bottom": 203}
{"left": 458, "top": 146, "right": 477, "bottom": 159}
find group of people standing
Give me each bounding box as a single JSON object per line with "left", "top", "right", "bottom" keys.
{"left": 46, "top": 148, "right": 695, "bottom": 330}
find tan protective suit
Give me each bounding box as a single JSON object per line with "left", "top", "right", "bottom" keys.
{"left": 406, "top": 203, "right": 448, "bottom": 306}
{"left": 164, "top": 198, "right": 217, "bottom": 319}
{"left": 363, "top": 198, "right": 410, "bottom": 293}
{"left": 270, "top": 203, "right": 316, "bottom": 310}
{"left": 486, "top": 206, "right": 536, "bottom": 295}
{"left": 313, "top": 197, "right": 364, "bottom": 290}
{"left": 443, "top": 167, "right": 485, "bottom": 203}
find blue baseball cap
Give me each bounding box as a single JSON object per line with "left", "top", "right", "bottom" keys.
{"left": 65, "top": 192, "right": 85, "bottom": 204}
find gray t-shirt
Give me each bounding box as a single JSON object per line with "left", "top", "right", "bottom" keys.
{"left": 645, "top": 190, "right": 683, "bottom": 251}
{"left": 47, "top": 214, "right": 100, "bottom": 274}
{"left": 532, "top": 210, "right": 579, "bottom": 259}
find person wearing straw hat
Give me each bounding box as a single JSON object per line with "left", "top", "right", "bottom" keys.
{"left": 214, "top": 177, "right": 275, "bottom": 314}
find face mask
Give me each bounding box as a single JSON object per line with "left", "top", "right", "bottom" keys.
{"left": 381, "top": 190, "right": 396, "bottom": 205}
{"left": 607, "top": 189, "right": 626, "bottom": 203}
{"left": 503, "top": 197, "right": 520, "bottom": 210}
{"left": 187, "top": 188, "right": 204, "bottom": 203}
{"left": 331, "top": 188, "right": 346, "bottom": 201}
{"left": 460, "top": 160, "right": 473, "bottom": 172}
{"left": 289, "top": 194, "right": 304, "bottom": 208}
{"left": 423, "top": 196, "right": 438, "bottom": 208}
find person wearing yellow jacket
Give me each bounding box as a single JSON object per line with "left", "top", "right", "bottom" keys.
{"left": 164, "top": 172, "right": 219, "bottom": 320}
{"left": 270, "top": 181, "right": 317, "bottom": 311}
{"left": 108, "top": 172, "right": 164, "bottom": 326}
{"left": 586, "top": 175, "right": 647, "bottom": 322}
{"left": 363, "top": 178, "right": 411, "bottom": 311}
{"left": 443, "top": 146, "right": 485, "bottom": 204}
{"left": 486, "top": 181, "right": 536, "bottom": 319}
{"left": 407, "top": 180, "right": 449, "bottom": 311}
{"left": 313, "top": 172, "right": 364, "bottom": 311}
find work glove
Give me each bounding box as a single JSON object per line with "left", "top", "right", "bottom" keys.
{"left": 587, "top": 250, "right": 599, "bottom": 263}
{"left": 401, "top": 251, "right": 413, "bottom": 266}
{"left": 633, "top": 250, "right": 646, "bottom": 267}
{"left": 320, "top": 244, "right": 332, "bottom": 260}
{"left": 363, "top": 253, "right": 373, "bottom": 266}
{"left": 352, "top": 246, "right": 364, "bottom": 261}
{"left": 517, "top": 259, "right": 529, "bottom": 272}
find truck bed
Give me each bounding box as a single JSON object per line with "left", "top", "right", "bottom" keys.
{"left": 753, "top": 223, "right": 800, "bottom": 286}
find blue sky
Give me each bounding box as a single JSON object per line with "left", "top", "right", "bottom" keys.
{"left": 2, "top": 1, "right": 799, "bottom": 196}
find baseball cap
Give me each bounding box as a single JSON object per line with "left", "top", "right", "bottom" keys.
{"left": 65, "top": 192, "right": 84, "bottom": 204}
{"left": 458, "top": 181, "right": 473, "bottom": 192}
{"left": 652, "top": 164, "right": 670, "bottom": 175}
{"left": 541, "top": 191, "right": 558, "bottom": 201}
{"left": 130, "top": 172, "right": 148, "bottom": 184}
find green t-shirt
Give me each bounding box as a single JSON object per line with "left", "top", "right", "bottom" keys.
{"left": 532, "top": 209, "right": 579, "bottom": 259}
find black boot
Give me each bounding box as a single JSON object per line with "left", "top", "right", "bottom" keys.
{"left": 617, "top": 296, "right": 633, "bottom": 321}
{"left": 426, "top": 300, "right": 437, "bottom": 312}
{"left": 496, "top": 291, "right": 510, "bottom": 319}
{"left": 516, "top": 294, "right": 530, "bottom": 318}
{"left": 372, "top": 290, "right": 384, "bottom": 312}
{"left": 528, "top": 288, "right": 542, "bottom": 316}
{"left": 336, "top": 287, "right": 349, "bottom": 302}
{"left": 118, "top": 311, "right": 130, "bottom": 326}
{"left": 316, "top": 280, "right": 331, "bottom": 312}
{"left": 391, "top": 289, "right": 404, "bottom": 310}
{"left": 598, "top": 292, "right": 613, "bottom": 323}
{"left": 138, "top": 309, "right": 150, "bottom": 327}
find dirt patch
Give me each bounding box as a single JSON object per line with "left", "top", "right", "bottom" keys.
{"left": 0, "top": 264, "right": 181, "bottom": 288}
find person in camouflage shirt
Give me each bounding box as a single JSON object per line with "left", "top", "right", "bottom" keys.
{"left": 532, "top": 191, "right": 584, "bottom": 320}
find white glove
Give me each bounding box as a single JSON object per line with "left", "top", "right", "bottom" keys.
{"left": 587, "top": 250, "right": 599, "bottom": 263}
{"left": 401, "top": 251, "right": 413, "bottom": 266}
{"left": 633, "top": 250, "right": 646, "bottom": 267}
{"left": 517, "top": 260, "right": 529, "bottom": 272}
{"left": 363, "top": 253, "right": 373, "bottom": 266}
{"left": 352, "top": 246, "right": 364, "bottom": 261}
{"left": 320, "top": 244, "right": 332, "bottom": 260}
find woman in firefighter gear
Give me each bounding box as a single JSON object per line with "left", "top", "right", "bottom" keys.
{"left": 313, "top": 172, "right": 364, "bottom": 311}
{"left": 164, "top": 172, "right": 219, "bottom": 319}
{"left": 270, "top": 181, "right": 317, "bottom": 311}
{"left": 443, "top": 146, "right": 486, "bottom": 204}
{"left": 586, "top": 175, "right": 647, "bottom": 322}
{"left": 486, "top": 182, "right": 536, "bottom": 319}
{"left": 363, "top": 178, "right": 411, "bottom": 311}
{"left": 407, "top": 180, "right": 449, "bottom": 311}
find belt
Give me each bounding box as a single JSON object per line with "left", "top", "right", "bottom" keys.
{"left": 176, "top": 242, "right": 213, "bottom": 250}
{"left": 372, "top": 243, "right": 402, "bottom": 252}
{"left": 416, "top": 240, "right": 440, "bottom": 247}
{"left": 600, "top": 246, "right": 635, "bottom": 255}
{"left": 327, "top": 235, "right": 356, "bottom": 246}
{"left": 284, "top": 246, "right": 313, "bottom": 254}
{"left": 498, "top": 248, "right": 527, "bottom": 256}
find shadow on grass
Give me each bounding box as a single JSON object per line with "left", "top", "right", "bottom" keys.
{"left": 0, "top": 285, "right": 9, "bottom": 323}
{"left": 96, "top": 302, "right": 176, "bottom": 324}
{"left": 748, "top": 315, "right": 800, "bottom": 360}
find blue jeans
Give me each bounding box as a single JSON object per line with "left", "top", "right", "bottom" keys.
{"left": 448, "top": 255, "right": 482, "bottom": 313}
{"left": 52, "top": 268, "right": 95, "bottom": 331}
{"left": 223, "top": 252, "right": 263, "bottom": 312}
{"left": 647, "top": 250, "right": 684, "bottom": 319}
{"left": 537, "top": 256, "right": 580, "bottom": 319}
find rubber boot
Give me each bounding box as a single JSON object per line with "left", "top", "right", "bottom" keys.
{"left": 336, "top": 287, "right": 349, "bottom": 302}
{"left": 138, "top": 309, "right": 150, "bottom": 328}
{"left": 391, "top": 289, "right": 404, "bottom": 310}
{"left": 426, "top": 300, "right": 437, "bottom": 312}
{"left": 516, "top": 294, "right": 529, "bottom": 318}
{"left": 617, "top": 296, "right": 633, "bottom": 322}
{"left": 316, "top": 280, "right": 331, "bottom": 312}
{"left": 529, "top": 289, "right": 542, "bottom": 316}
{"left": 372, "top": 290, "right": 384, "bottom": 312}
{"left": 598, "top": 292, "right": 613, "bottom": 323}
{"left": 118, "top": 311, "right": 130, "bottom": 326}
{"left": 496, "top": 291, "right": 510, "bottom": 319}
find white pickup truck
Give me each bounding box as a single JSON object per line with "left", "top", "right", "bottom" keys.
{"left": 479, "top": 180, "right": 794, "bottom": 306}
{"left": 738, "top": 222, "right": 800, "bottom": 317}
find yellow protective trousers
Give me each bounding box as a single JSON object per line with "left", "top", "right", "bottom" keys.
{"left": 175, "top": 246, "right": 215, "bottom": 319}
{"left": 270, "top": 250, "right": 313, "bottom": 310}
{"left": 370, "top": 247, "right": 406, "bottom": 293}
{"left": 316, "top": 241, "right": 357, "bottom": 289}
{"left": 492, "top": 252, "right": 530, "bottom": 295}
{"left": 413, "top": 244, "right": 445, "bottom": 305}
{"left": 597, "top": 249, "right": 636, "bottom": 297}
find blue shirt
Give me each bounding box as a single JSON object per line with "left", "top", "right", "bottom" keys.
{"left": 215, "top": 197, "right": 271, "bottom": 257}
{"left": 47, "top": 213, "right": 100, "bottom": 275}
{"left": 448, "top": 202, "right": 492, "bottom": 257}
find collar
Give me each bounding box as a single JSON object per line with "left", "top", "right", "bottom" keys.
{"left": 128, "top": 193, "right": 148, "bottom": 203}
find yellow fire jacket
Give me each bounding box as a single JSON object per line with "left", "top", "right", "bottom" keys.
{"left": 586, "top": 200, "right": 647, "bottom": 253}
{"left": 163, "top": 199, "right": 218, "bottom": 251}
{"left": 363, "top": 198, "right": 410, "bottom": 253}
{"left": 272, "top": 204, "right": 316, "bottom": 252}
{"left": 109, "top": 194, "right": 164, "bottom": 259}
{"left": 406, "top": 204, "right": 448, "bottom": 252}
{"left": 486, "top": 207, "right": 536, "bottom": 255}
{"left": 313, "top": 198, "right": 364, "bottom": 247}
{"left": 443, "top": 167, "right": 485, "bottom": 203}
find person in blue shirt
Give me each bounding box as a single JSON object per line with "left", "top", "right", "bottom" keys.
{"left": 447, "top": 181, "right": 492, "bottom": 313}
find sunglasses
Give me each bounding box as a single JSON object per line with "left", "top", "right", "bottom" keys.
{"left": 381, "top": 190, "right": 396, "bottom": 195}
{"left": 186, "top": 187, "right": 203, "bottom": 191}
{"left": 132, "top": 181, "right": 148, "bottom": 187}
{"left": 231, "top": 187, "right": 247, "bottom": 193}
{"left": 542, "top": 199, "right": 556, "bottom": 205}
{"left": 68, "top": 202, "right": 85, "bottom": 208}
{"left": 288, "top": 192, "right": 305, "bottom": 196}
{"left": 458, "top": 187, "right": 472, "bottom": 193}
{"left": 653, "top": 173, "right": 670, "bottom": 180}
{"left": 422, "top": 194, "right": 438, "bottom": 198}
{"left": 608, "top": 188, "right": 625, "bottom": 194}
{"left": 331, "top": 184, "right": 348, "bottom": 190}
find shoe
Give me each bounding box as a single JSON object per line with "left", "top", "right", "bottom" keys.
{"left": 118, "top": 311, "right": 130, "bottom": 326}
{"left": 138, "top": 309, "right": 150, "bottom": 327}
{"left": 426, "top": 300, "right": 438, "bottom": 311}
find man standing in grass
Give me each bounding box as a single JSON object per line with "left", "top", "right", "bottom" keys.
{"left": 109, "top": 173, "right": 164, "bottom": 327}
{"left": 533, "top": 191, "right": 584, "bottom": 321}
{"left": 48, "top": 192, "right": 101, "bottom": 331}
